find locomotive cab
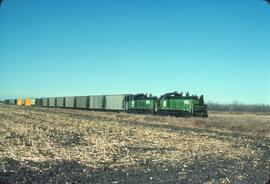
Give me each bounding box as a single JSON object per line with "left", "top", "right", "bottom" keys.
{"left": 193, "top": 95, "right": 208, "bottom": 117}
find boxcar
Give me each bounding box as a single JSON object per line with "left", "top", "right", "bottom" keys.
{"left": 56, "top": 97, "right": 65, "bottom": 107}
{"left": 25, "top": 98, "right": 31, "bottom": 106}
{"left": 30, "top": 99, "right": 35, "bottom": 106}
{"left": 48, "top": 97, "right": 56, "bottom": 107}
{"left": 25, "top": 98, "right": 35, "bottom": 106}
{"left": 35, "top": 98, "right": 43, "bottom": 106}
{"left": 65, "top": 97, "right": 75, "bottom": 108}
{"left": 75, "top": 96, "right": 88, "bottom": 109}
{"left": 42, "top": 98, "right": 49, "bottom": 107}
{"left": 89, "top": 95, "right": 105, "bottom": 110}
{"left": 11, "top": 99, "right": 15, "bottom": 105}
{"left": 6, "top": 99, "right": 15, "bottom": 105}
{"left": 104, "top": 95, "right": 127, "bottom": 111}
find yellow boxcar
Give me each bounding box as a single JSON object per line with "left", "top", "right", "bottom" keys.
{"left": 25, "top": 98, "right": 31, "bottom": 106}
{"left": 17, "top": 99, "right": 22, "bottom": 106}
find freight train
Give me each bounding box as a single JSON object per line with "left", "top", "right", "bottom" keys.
{"left": 3, "top": 92, "right": 208, "bottom": 117}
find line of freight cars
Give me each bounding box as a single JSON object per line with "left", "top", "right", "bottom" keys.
{"left": 4, "top": 92, "right": 208, "bottom": 117}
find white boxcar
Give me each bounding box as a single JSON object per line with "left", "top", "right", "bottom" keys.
{"left": 56, "top": 97, "right": 65, "bottom": 107}
{"left": 104, "top": 95, "right": 127, "bottom": 110}
{"left": 30, "top": 99, "right": 35, "bottom": 105}
{"left": 75, "top": 96, "right": 88, "bottom": 109}
{"left": 89, "top": 95, "right": 104, "bottom": 109}
{"left": 10, "top": 99, "right": 15, "bottom": 105}
{"left": 48, "top": 98, "right": 56, "bottom": 107}
{"left": 65, "top": 97, "right": 75, "bottom": 108}
{"left": 42, "top": 98, "right": 48, "bottom": 107}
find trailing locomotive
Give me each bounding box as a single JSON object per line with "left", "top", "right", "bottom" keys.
{"left": 3, "top": 91, "right": 208, "bottom": 117}
{"left": 127, "top": 94, "right": 158, "bottom": 114}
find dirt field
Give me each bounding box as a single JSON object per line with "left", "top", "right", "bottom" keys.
{"left": 0, "top": 104, "right": 270, "bottom": 183}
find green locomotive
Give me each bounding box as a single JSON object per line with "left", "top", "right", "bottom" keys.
{"left": 127, "top": 94, "right": 157, "bottom": 114}
{"left": 157, "top": 92, "right": 208, "bottom": 117}
{"left": 127, "top": 92, "right": 208, "bottom": 117}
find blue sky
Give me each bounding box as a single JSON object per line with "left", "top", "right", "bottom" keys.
{"left": 0, "top": 0, "right": 269, "bottom": 104}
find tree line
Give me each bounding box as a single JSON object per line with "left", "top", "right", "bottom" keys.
{"left": 207, "top": 102, "right": 270, "bottom": 113}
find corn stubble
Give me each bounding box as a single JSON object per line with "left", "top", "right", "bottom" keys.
{"left": 0, "top": 104, "right": 270, "bottom": 183}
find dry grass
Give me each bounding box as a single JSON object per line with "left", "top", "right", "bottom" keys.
{"left": 206, "top": 112, "right": 270, "bottom": 137}
{"left": 39, "top": 107, "right": 270, "bottom": 137}
{"left": 30, "top": 106, "right": 270, "bottom": 137}
{"left": 0, "top": 104, "right": 270, "bottom": 183}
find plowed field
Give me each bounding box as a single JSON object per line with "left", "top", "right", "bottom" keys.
{"left": 0, "top": 104, "right": 269, "bottom": 183}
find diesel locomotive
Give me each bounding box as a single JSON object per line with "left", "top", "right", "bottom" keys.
{"left": 128, "top": 92, "right": 207, "bottom": 117}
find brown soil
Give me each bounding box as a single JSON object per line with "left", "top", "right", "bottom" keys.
{"left": 0, "top": 104, "right": 269, "bottom": 183}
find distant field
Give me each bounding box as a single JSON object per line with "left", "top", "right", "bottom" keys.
{"left": 0, "top": 104, "right": 270, "bottom": 183}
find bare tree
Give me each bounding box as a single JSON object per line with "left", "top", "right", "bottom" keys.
{"left": 207, "top": 102, "right": 270, "bottom": 113}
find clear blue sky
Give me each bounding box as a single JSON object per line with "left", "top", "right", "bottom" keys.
{"left": 0, "top": 0, "right": 269, "bottom": 104}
